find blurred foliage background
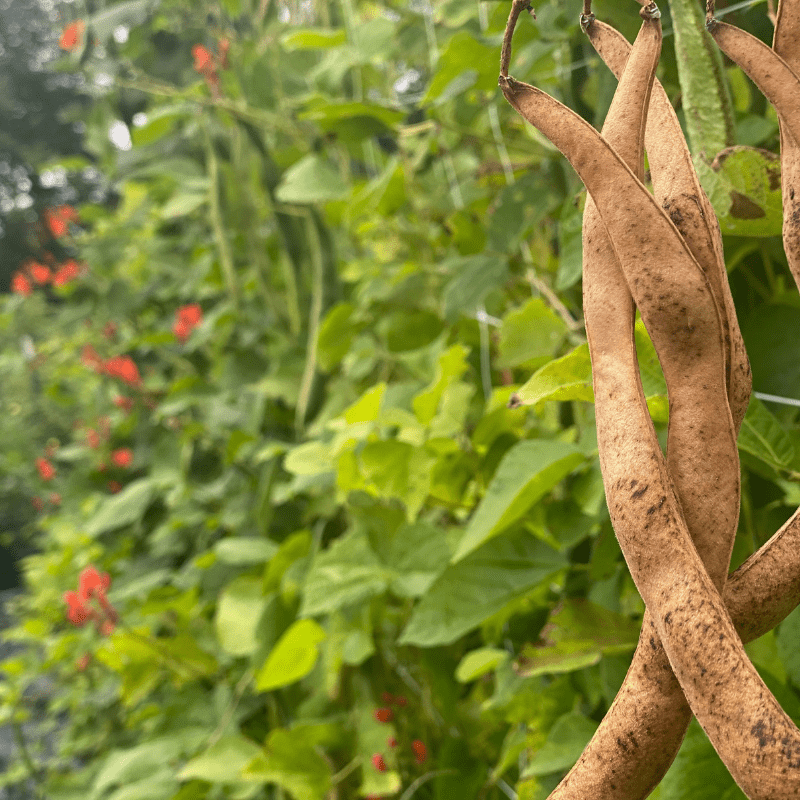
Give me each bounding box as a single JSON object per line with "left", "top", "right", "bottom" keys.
{"left": 0, "top": 0, "right": 799, "bottom": 798}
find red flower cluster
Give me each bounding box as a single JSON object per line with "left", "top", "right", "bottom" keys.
{"left": 63, "top": 565, "right": 118, "bottom": 635}
{"left": 59, "top": 20, "right": 85, "bottom": 51}
{"left": 114, "top": 395, "right": 135, "bottom": 413}
{"left": 53, "top": 259, "right": 82, "bottom": 286}
{"left": 36, "top": 457, "right": 56, "bottom": 481}
{"left": 12, "top": 272, "right": 31, "bottom": 296}
{"left": 173, "top": 304, "right": 203, "bottom": 342}
{"left": 111, "top": 448, "right": 133, "bottom": 468}
{"left": 104, "top": 355, "right": 141, "bottom": 387}
{"left": 44, "top": 205, "right": 79, "bottom": 238}
{"left": 12, "top": 256, "right": 82, "bottom": 297}
{"left": 191, "top": 40, "right": 229, "bottom": 96}
{"left": 371, "top": 693, "right": 428, "bottom": 778}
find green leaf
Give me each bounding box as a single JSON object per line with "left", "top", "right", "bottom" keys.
{"left": 241, "top": 728, "right": 332, "bottom": 800}
{"left": 659, "top": 719, "right": 747, "bottom": 799}
{"left": 515, "top": 600, "right": 640, "bottom": 677}
{"left": 275, "top": 155, "right": 349, "bottom": 204}
{"left": 214, "top": 536, "right": 278, "bottom": 565}
{"left": 521, "top": 713, "right": 599, "bottom": 778}
{"left": 317, "top": 302, "right": 356, "bottom": 372}
{"left": 299, "top": 528, "right": 387, "bottom": 616}
{"left": 281, "top": 29, "right": 347, "bottom": 50}
{"left": 85, "top": 479, "right": 157, "bottom": 536}
{"left": 214, "top": 577, "right": 270, "bottom": 657}
{"left": 161, "top": 190, "right": 208, "bottom": 218}
{"left": 255, "top": 619, "right": 327, "bottom": 691}
{"left": 385, "top": 521, "right": 450, "bottom": 598}
{"left": 441, "top": 254, "right": 509, "bottom": 322}
{"left": 668, "top": 0, "right": 733, "bottom": 159}
{"left": 452, "top": 440, "right": 585, "bottom": 563}
{"left": 738, "top": 397, "right": 795, "bottom": 471}
{"left": 178, "top": 735, "right": 263, "bottom": 784}
{"left": 512, "top": 344, "right": 593, "bottom": 407}
{"left": 700, "top": 147, "right": 783, "bottom": 237}
{"left": 399, "top": 529, "right": 566, "bottom": 646}
{"left": 455, "top": 647, "right": 509, "bottom": 682}
{"left": 497, "top": 297, "right": 567, "bottom": 369}
{"left": 424, "top": 32, "right": 501, "bottom": 102}
{"left": 92, "top": 736, "right": 186, "bottom": 797}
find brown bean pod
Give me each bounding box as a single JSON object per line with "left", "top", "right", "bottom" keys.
{"left": 550, "top": 13, "right": 744, "bottom": 797}
{"left": 773, "top": 0, "right": 800, "bottom": 294}
{"left": 550, "top": 15, "right": 677, "bottom": 799}
{"left": 706, "top": 16, "right": 800, "bottom": 292}
{"left": 584, "top": 18, "right": 751, "bottom": 431}
{"left": 500, "top": 3, "right": 800, "bottom": 795}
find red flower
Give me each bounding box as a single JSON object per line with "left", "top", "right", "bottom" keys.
{"left": 63, "top": 590, "right": 95, "bottom": 626}
{"left": 395, "top": 695, "right": 407, "bottom": 707}
{"left": 78, "top": 565, "right": 111, "bottom": 602}
{"left": 371, "top": 754, "right": 387, "bottom": 773}
{"left": 105, "top": 356, "right": 141, "bottom": 387}
{"left": 111, "top": 448, "right": 133, "bottom": 468}
{"left": 387, "top": 736, "right": 397, "bottom": 748}
{"left": 31, "top": 497, "right": 44, "bottom": 511}
{"left": 36, "top": 458, "right": 56, "bottom": 481}
{"left": 381, "top": 691, "right": 394, "bottom": 703}
{"left": 53, "top": 260, "right": 81, "bottom": 286}
{"left": 102, "top": 321, "right": 117, "bottom": 339}
{"left": 11, "top": 272, "right": 31, "bottom": 296}
{"left": 81, "top": 345, "right": 105, "bottom": 373}
{"left": 411, "top": 739, "right": 427, "bottom": 764}
{"left": 374, "top": 707, "right": 393, "bottom": 723}
{"left": 192, "top": 44, "right": 214, "bottom": 75}
{"left": 173, "top": 304, "right": 203, "bottom": 342}
{"left": 86, "top": 429, "right": 100, "bottom": 449}
{"left": 28, "top": 261, "right": 51, "bottom": 284}
{"left": 76, "top": 653, "right": 91, "bottom": 670}
{"left": 107, "top": 480, "right": 122, "bottom": 493}
{"left": 59, "top": 21, "right": 84, "bottom": 50}
{"left": 49, "top": 493, "right": 61, "bottom": 506}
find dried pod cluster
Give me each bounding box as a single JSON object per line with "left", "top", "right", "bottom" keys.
{"left": 499, "top": 0, "right": 800, "bottom": 797}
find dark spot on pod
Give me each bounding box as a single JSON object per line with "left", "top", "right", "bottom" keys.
{"left": 631, "top": 484, "right": 648, "bottom": 499}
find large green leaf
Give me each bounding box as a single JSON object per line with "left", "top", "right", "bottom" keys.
{"left": 399, "top": 528, "right": 566, "bottom": 647}
{"left": 515, "top": 600, "right": 640, "bottom": 677}
{"left": 512, "top": 344, "right": 593, "bottom": 407}
{"left": 255, "top": 619, "right": 326, "bottom": 691}
{"left": 275, "top": 155, "right": 349, "bottom": 204}
{"left": 738, "top": 397, "right": 795, "bottom": 471}
{"left": 214, "top": 577, "right": 270, "bottom": 657}
{"left": 441, "top": 254, "right": 509, "bottom": 322}
{"left": 85, "top": 479, "right": 157, "bottom": 536}
{"left": 300, "top": 528, "right": 387, "bottom": 616}
{"left": 497, "top": 297, "right": 567, "bottom": 369}
{"left": 700, "top": 147, "right": 783, "bottom": 237}
{"left": 452, "top": 439, "right": 585, "bottom": 563}
{"left": 241, "top": 729, "right": 332, "bottom": 800}
{"left": 521, "top": 713, "right": 599, "bottom": 778}
{"left": 659, "top": 719, "right": 747, "bottom": 799}
{"left": 178, "top": 735, "right": 263, "bottom": 784}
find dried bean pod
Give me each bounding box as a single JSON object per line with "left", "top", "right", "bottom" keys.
{"left": 773, "top": 0, "right": 800, "bottom": 294}
{"left": 585, "top": 18, "right": 751, "bottom": 430}
{"left": 500, "top": 3, "right": 800, "bottom": 794}
{"left": 706, "top": 14, "right": 800, "bottom": 291}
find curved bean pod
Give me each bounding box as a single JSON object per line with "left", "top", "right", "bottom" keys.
{"left": 500, "top": 3, "right": 800, "bottom": 795}
{"left": 585, "top": 18, "right": 751, "bottom": 430}
{"left": 706, "top": 15, "right": 800, "bottom": 291}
